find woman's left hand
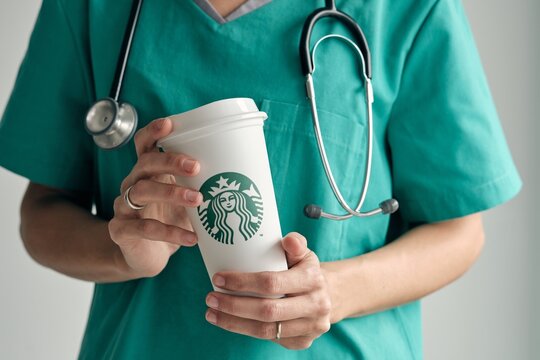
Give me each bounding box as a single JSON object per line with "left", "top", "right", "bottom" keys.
{"left": 204, "top": 232, "right": 333, "bottom": 350}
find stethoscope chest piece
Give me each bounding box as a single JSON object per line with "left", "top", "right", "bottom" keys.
{"left": 85, "top": 98, "right": 138, "bottom": 150}
{"left": 85, "top": 0, "right": 143, "bottom": 150}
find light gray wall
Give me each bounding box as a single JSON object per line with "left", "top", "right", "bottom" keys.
{"left": 0, "top": 1, "right": 536, "bottom": 359}
{"left": 423, "top": 1, "right": 539, "bottom": 359}
{"left": 0, "top": 2, "right": 93, "bottom": 360}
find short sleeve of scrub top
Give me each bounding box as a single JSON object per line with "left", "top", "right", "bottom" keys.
{"left": 387, "top": 0, "right": 521, "bottom": 222}
{"left": 0, "top": 0, "right": 93, "bottom": 192}
{"left": 0, "top": 0, "right": 523, "bottom": 360}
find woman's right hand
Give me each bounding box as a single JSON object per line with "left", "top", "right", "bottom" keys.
{"left": 108, "top": 118, "right": 203, "bottom": 278}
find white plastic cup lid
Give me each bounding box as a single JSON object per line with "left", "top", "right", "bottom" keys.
{"left": 157, "top": 98, "right": 267, "bottom": 147}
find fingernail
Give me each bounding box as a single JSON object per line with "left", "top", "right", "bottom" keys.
{"left": 213, "top": 275, "right": 225, "bottom": 287}
{"left": 290, "top": 233, "right": 306, "bottom": 246}
{"left": 206, "top": 309, "right": 217, "bottom": 324}
{"left": 186, "top": 190, "right": 201, "bottom": 203}
{"left": 206, "top": 295, "right": 219, "bottom": 309}
{"left": 153, "top": 118, "right": 166, "bottom": 131}
{"left": 186, "top": 233, "right": 198, "bottom": 244}
{"left": 183, "top": 159, "right": 197, "bottom": 172}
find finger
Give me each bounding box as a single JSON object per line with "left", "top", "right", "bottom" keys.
{"left": 134, "top": 118, "right": 173, "bottom": 157}
{"left": 205, "top": 291, "right": 331, "bottom": 322}
{"left": 273, "top": 336, "right": 316, "bottom": 350}
{"left": 109, "top": 217, "right": 198, "bottom": 247}
{"left": 128, "top": 179, "right": 202, "bottom": 208}
{"left": 121, "top": 152, "right": 200, "bottom": 194}
{"left": 212, "top": 254, "right": 322, "bottom": 295}
{"left": 113, "top": 195, "right": 137, "bottom": 217}
{"left": 281, "top": 232, "right": 310, "bottom": 268}
{"left": 205, "top": 308, "right": 330, "bottom": 340}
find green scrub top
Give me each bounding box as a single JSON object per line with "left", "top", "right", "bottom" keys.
{"left": 0, "top": 0, "right": 522, "bottom": 359}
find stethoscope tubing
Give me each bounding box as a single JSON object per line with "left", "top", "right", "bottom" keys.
{"left": 306, "top": 34, "right": 376, "bottom": 220}
{"left": 111, "top": 0, "right": 143, "bottom": 101}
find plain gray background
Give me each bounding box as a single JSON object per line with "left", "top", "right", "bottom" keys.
{"left": 0, "top": 1, "right": 537, "bottom": 359}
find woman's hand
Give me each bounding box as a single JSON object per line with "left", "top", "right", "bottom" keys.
{"left": 108, "top": 118, "right": 203, "bottom": 278}
{"left": 204, "top": 232, "right": 333, "bottom": 350}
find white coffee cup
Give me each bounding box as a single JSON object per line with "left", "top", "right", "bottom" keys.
{"left": 157, "top": 98, "right": 288, "bottom": 299}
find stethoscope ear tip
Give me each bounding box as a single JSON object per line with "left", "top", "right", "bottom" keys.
{"left": 304, "top": 204, "right": 322, "bottom": 219}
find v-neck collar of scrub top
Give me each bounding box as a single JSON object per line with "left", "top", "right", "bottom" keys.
{"left": 193, "top": 0, "right": 272, "bottom": 24}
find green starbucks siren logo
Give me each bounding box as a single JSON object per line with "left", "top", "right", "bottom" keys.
{"left": 198, "top": 172, "right": 263, "bottom": 245}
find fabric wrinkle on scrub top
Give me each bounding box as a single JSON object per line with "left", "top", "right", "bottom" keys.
{"left": 0, "top": 0, "right": 522, "bottom": 359}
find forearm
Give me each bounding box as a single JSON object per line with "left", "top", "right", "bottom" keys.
{"left": 20, "top": 185, "right": 135, "bottom": 283}
{"left": 321, "top": 213, "right": 485, "bottom": 323}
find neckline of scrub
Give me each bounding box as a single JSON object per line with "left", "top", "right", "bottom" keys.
{"left": 190, "top": 0, "right": 273, "bottom": 27}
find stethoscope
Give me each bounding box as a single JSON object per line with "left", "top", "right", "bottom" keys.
{"left": 84, "top": 0, "right": 399, "bottom": 221}
{"left": 299, "top": 0, "right": 399, "bottom": 220}
{"left": 84, "top": 0, "right": 142, "bottom": 149}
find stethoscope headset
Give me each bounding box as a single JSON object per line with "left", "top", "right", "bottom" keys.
{"left": 84, "top": 0, "right": 399, "bottom": 221}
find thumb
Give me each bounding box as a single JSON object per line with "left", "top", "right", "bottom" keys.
{"left": 282, "top": 232, "right": 310, "bottom": 268}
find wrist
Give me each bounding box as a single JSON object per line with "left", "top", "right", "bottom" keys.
{"left": 321, "top": 260, "right": 351, "bottom": 324}
{"left": 105, "top": 218, "right": 147, "bottom": 281}
{"left": 112, "top": 245, "right": 152, "bottom": 281}
{"left": 321, "top": 255, "right": 372, "bottom": 323}
{"left": 112, "top": 246, "right": 132, "bottom": 278}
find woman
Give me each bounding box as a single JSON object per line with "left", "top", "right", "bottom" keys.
{"left": 0, "top": 0, "right": 521, "bottom": 359}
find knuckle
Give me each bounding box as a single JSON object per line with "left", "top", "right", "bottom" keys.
{"left": 162, "top": 224, "right": 176, "bottom": 242}
{"left": 176, "top": 187, "right": 190, "bottom": 203}
{"left": 108, "top": 219, "right": 119, "bottom": 238}
{"left": 178, "top": 187, "right": 191, "bottom": 200}
{"left": 261, "top": 273, "right": 280, "bottom": 294}
{"left": 113, "top": 196, "right": 123, "bottom": 213}
{"left": 283, "top": 338, "right": 313, "bottom": 350}
{"left": 166, "top": 152, "right": 183, "bottom": 169}
{"left": 120, "top": 179, "right": 129, "bottom": 193}
{"left": 220, "top": 297, "right": 235, "bottom": 314}
{"left": 261, "top": 301, "right": 280, "bottom": 321}
{"left": 233, "top": 276, "right": 247, "bottom": 291}
{"left": 305, "top": 266, "right": 322, "bottom": 287}
{"left": 165, "top": 183, "right": 178, "bottom": 199}
{"left": 133, "top": 128, "right": 144, "bottom": 145}
{"left": 281, "top": 342, "right": 296, "bottom": 350}
{"left": 315, "top": 320, "right": 331, "bottom": 334}
{"left": 317, "top": 297, "right": 332, "bottom": 316}
{"left": 129, "top": 183, "right": 143, "bottom": 201}
{"left": 309, "top": 250, "right": 320, "bottom": 262}
{"left": 131, "top": 180, "right": 149, "bottom": 199}
{"left": 109, "top": 219, "right": 128, "bottom": 244}
{"left": 314, "top": 273, "right": 326, "bottom": 290}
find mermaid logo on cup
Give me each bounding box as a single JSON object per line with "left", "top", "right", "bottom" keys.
{"left": 198, "top": 172, "right": 264, "bottom": 245}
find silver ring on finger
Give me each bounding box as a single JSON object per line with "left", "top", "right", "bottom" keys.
{"left": 275, "top": 321, "right": 282, "bottom": 340}
{"left": 124, "top": 185, "right": 145, "bottom": 211}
